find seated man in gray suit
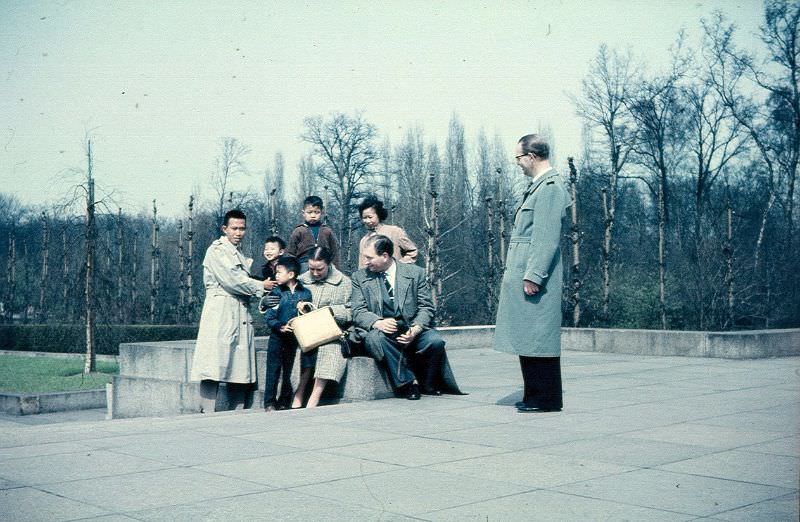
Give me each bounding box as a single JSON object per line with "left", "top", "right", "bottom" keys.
{"left": 351, "top": 234, "right": 462, "bottom": 400}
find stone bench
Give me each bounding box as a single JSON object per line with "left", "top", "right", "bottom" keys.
{"left": 111, "top": 338, "right": 394, "bottom": 418}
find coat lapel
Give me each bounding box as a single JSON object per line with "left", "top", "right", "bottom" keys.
{"left": 514, "top": 168, "right": 558, "bottom": 220}
{"left": 364, "top": 271, "right": 383, "bottom": 314}
{"left": 394, "top": 264, "right": 413, "bottom": 316}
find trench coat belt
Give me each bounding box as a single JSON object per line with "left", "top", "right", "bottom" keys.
{"left": 509, "top": 237, "right": 531, "bottom": 244}
{"left": 205, "top": 287, "right": 248, "bottom": 303}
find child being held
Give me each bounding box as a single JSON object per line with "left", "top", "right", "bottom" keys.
{"left": 253, "top": 236, "right": 286, "bottom": 312}
{"left": 286, "top": 195, "right": 340, "bottom": 272}
{"left": 262, "top": 255, "right": 313, "bottom": 411}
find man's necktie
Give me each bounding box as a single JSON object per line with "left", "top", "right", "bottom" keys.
{"left": 381, "top": 273, "right": 394, "bottom": 301}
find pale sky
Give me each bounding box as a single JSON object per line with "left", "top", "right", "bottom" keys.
{"left": 1, "top": 0, "right": 763, "bottom": 217}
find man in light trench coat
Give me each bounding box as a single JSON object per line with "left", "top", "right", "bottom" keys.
{"left": 190, "top": 209, "right": 272, "bottom": 412}
{"left": 494, "top": 134, "right": 571, "bottom": 413}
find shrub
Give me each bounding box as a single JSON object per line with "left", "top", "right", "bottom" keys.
{"left": 0, "top": 324, "right": 271, "bottom": 355}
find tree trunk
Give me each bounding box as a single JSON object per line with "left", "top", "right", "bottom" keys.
{"left": 269, "top": 188, "right": 278, "bottom": 235}
{"left": 61, "top": 227, "right": 69, "bottom": 322}
{"left": 724, "top": 196, "right": 735, "bottom": 329}
{"left": 177, "top": 219, "right": 185, "bottom": 324}
{"left": 424, "top": 168, "right": 443, "bottom": 322}
{"left": 5, "top": 230, "right": 16, "bottom": 322}
{"left": 485, "top": 196, "right": 496, "bottom": 319}
{"left": 39, "top": 212, "right": 49, "bottom": 322}
{"left": 568, "top": 158, "right": 582, "bottom": 327}
{"left": 131, "top": 231, "right": 138, "bottom": 323}
{"left": 600, "top": 188, "right": 612, "bottom": 325}
{"left": 150, "top": 200, "right": 160, "bottom": 324}
{"left": 84, "top": 140, "right": 96, "bottom": 374}
{"left": 187, "top": 195, "right": 195, "bottom": 321}
{"left": 754, "top": 191, "right": 775, "bottom": 274}
{"left": 116, "top": 208, "right": 124, "bottom": 324}
{"left": 658, "top": 170, "right": 668, "bottom": 330}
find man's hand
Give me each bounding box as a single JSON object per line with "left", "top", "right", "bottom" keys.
{"left": 296, "top": 301, "right": 312, "bottom": 313}
{"left": 280, "top": 324, "right": 293, "bottom": 333}
{"left": 397, "top": 325, "right": 421, "bottom": 345}
{"left": 523, "top": 280, "right": 540, "bottom": 296}
{"left": 263, "top": 278, "right": 276, "bottom": 291}
{"left": 373, "top": 318, "right": 398, "bottom": 334}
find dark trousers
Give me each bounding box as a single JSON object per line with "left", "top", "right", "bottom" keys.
{"left": 519, "top": 356, "right": 563, "bottom": 410}
{"left": 364, "top": 328, "right": 446, "bottom": 390}
{"left": 264, "top": 334, "right": 297, "bottom": 407}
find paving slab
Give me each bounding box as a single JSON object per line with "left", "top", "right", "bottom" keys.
{"left": 39, "top": 468, "right": 270, "bottom": 512}
{"left": 196, "top": 450, "right": 402, "bottom": 488}
{"left": 129, "top": 489, "right": 421, "bottom": 522}
{"left": 658, "top": 449, "right": 800, "bottom": 489}
{"left": 0, "top": 487, "right": 109, "bottom": 521}
{"left": 0, "top": 350, "right": 796, "bottom": 521}
{"left": 0, "top": 449, "right": 171, "bottom": 486}
{"left": 712, "top": 491, "right": 799, "bottom": 521}
{"left": 554, "top": 468, "right": 793, "bottom": 517}
{"left": 422, "top": 489, "right": 692, "bottom": 521}
{"left": 290, "top": 467, "right": 530, "bottom": 515}
{"left": 425, "top": 450, "right": 637, "bottom": 488}
{"left": 533, "top": 434, "right": 717, "bottom": 467}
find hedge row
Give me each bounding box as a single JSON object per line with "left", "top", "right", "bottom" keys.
{"left": 0, "top": 324, "right": 272, "bottom": 355}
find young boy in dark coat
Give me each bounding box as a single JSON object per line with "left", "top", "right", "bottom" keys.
{"left": 262, "top": 255, "right": 313, "bottom": 410}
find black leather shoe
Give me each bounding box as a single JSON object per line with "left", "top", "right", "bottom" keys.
{"left": 420, "top": 386, "right": 442, "bottom": 396}
{"left": 402, "top": 383, "right": 421, "bottom": 400}
{"left": 517, "top": 405, "right": 561, "bottom": 413}
{"left": 515, "top": 401, "right": 528, "bottom": 409}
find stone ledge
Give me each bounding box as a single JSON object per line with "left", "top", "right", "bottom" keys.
{"left": 0, "top": 389, "right": 106, "bottom": 415}
{"left": 562, "top": 327, "right": 800, "bottom": 359}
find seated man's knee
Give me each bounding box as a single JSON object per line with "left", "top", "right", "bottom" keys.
{"left": 418, "top": 330, "right": 445, "bottom": 353}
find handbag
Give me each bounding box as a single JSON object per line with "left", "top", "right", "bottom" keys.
{"left": 288, "top": 304, "right": 343, "bottom": 352}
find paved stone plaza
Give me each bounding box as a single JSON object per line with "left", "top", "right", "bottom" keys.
{"left": 0, "top": 348, "right": 798, "bottom": 521}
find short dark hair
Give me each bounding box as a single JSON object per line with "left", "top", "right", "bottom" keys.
{"left": 366, "top": 234, "right": 394, "bottom": 257}
{"left": 223, "top": 209, "right": 246, "bottom": 226}
{"left": 303, "top": 195, "right": 324, "bottom": 209}
{"left": 275, "top": 255, "right": 301, "bottom": 279}
{"left": 264, "top": 235, "right": 286, "bottom": 250}
{"left": 518, "top": 134, "right": 550, "bottom": 160}
{"left": 308, "top": 246, "right": 333, "bottom": 265}
{"left": 358, "top": 196, "right": 388, "bottom": 221}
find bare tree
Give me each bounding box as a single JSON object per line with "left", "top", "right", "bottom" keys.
{"left": 423, "top": 144, "right": 444, "bottom": 321}
{"left": 681, "top": 73, "right": 746, "bottom": 328}
{"left": 301, "top": 111, "right": 378, "bottom": 270}
{"left": 84, "top": 139, "right": 96, "bottom": 373}
{"left": 211, "top": 137, "right": 250, "bottom": 225}
{"left": 703, "top": 6, "right": 799, "bottom": 270}
{"left": 177, "top": 218, "right": 185, "bottom": 323}
{"left": 572, "top": 44, "right": 639, "bottom": 324}
{"left": 149, "top": 200, "right": 160, "bottom": 324}
{"left": 186, "top": 195, "right": 195, "bottom": 321}
{"left": 627, "top": 43, "right": 688, "bottom": 329}
{"left": 567, "top": 158, "right": 582, "bottom": 327}
{"left": 39, "top": 211, "right": 49, "bottom": 322}
{"left": 115, "top": 208, "right": 124, "bottom": 323}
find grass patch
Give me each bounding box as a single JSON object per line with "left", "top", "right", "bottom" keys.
{"left": 0, "top": 355, "right": 119, "bottom": 393}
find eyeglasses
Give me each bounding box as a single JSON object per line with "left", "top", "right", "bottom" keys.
{"left": 515, "top": 153, "right": 529, "bottom": 160}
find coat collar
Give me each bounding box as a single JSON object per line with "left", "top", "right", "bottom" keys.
{"left": 299, "top": 265, "right": 344, "bottom": 286}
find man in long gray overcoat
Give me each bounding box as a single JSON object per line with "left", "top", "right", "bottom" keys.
{"left": 494, "top": 134, "right": 570, "bottom": 413}
{"left": 190, "top": 209, "right": 270, "bottom": 412}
